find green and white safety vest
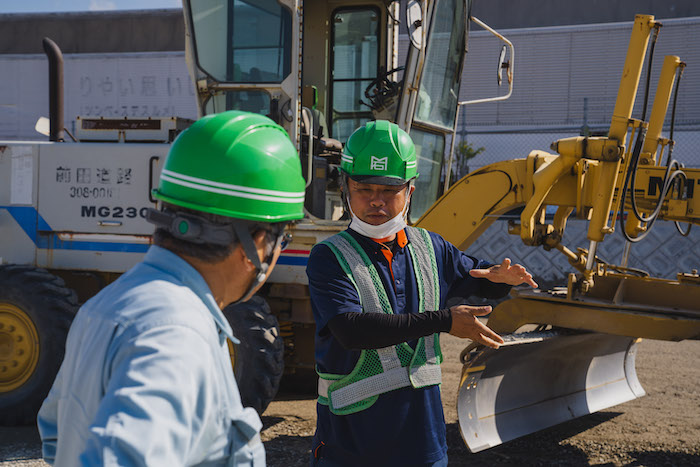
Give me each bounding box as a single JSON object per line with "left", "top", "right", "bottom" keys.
{"left": 317, "top": 226, "right": 443, "bottom": 415}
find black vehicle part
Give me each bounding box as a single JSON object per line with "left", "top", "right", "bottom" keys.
{"left": 0, "top": 265, "right": 77, "bottom": 426}
{"left": 223, "top": 296, "right": 284, "bottom": 415}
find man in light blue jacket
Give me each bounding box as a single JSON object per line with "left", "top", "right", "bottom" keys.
{"left": 37, "top": 111, "right": 306, "bottom": 466}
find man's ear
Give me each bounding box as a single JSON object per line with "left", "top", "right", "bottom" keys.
{"left": 231, "top": 230, "right": 267, "bottom": 271}
{"left": 250, "top": 229, "right": 274, "bottom": 263}
{"left": 251, "top": 229, "right": 268, "bottom": 251}
{"left": 232, "top": 243, "right": 256, "bottom": 273}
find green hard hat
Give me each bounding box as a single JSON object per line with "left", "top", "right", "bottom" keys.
{"left": 341, "top": 120, "right": 418, "bottom": 186}
{"left": 152, "top": 111, "right": 305, "bottom": 222}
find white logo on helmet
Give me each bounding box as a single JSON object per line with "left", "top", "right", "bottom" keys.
{"left": 370, "top": 156, "right": 388, "bottom": 171}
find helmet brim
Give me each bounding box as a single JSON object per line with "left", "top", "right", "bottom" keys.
{"left": 348, "top": 174, "right": 409, "bottom": 186}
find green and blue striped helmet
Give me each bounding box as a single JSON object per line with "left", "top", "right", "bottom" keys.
{"left": 152, "top": 111, "right": 305, "bottom": 222}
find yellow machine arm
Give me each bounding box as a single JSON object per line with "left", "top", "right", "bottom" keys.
{"left": 417, "top": 14, "right": 700, "bottom": 289}
{"left": 414, "top": 15, "right": 700, "bottom": 453}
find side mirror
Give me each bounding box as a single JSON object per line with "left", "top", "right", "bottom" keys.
{"left": 459, "top": 17, "right": 514, "bottom": 105}
{"left": 497, "top": 44, "right": 512, "bottom": 86}
{"left": 406, "top": 0, "right": 423, "bottom": 50}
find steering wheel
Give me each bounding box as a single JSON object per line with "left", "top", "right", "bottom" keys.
{"left": 363, "top": 66, "right": 405, "bottom": 110}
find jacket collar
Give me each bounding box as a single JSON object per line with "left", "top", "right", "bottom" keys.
{"left": 142, "top": 245, "right": 237, "bottom": 344}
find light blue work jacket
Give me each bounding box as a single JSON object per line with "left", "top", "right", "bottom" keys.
{"left": 37, "top": 245, "right": 264, "bottom": 466}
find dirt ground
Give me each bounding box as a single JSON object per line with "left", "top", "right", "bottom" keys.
{"left": 260, "top": 335, "right": 700, "bottom": 467}
{"left": 2, "top": 335, "right": 699, "bottom": 466}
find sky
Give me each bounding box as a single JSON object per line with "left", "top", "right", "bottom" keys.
{"left": 1, "top": 0, "right": 182, "bottom": 14}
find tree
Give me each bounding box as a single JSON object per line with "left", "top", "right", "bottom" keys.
{"left": 451, "top": 140, "right": 485, "bottom": 184}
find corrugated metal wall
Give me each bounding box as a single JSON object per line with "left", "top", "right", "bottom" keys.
{"left": 460, "top": 17, "right": 700, "bottom": 130}
{"left": 0, "top": 10, "right": 184, "bottom": 54}
{"left": 0, "top": 52, "right": 197, "bottom": 140}
{"left": 3, "top": 13, "right": 699, "bottom": 139}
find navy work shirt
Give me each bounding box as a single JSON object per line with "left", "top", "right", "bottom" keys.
{"left": 307, "top": 228, "right": 510, "bottom": 466}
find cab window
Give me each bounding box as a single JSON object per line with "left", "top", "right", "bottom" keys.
{"left": 330, "top": 7, "right": 380, "bottom": 142}
{"left": 189, "top": 0, "right": 292, "bottom": 84}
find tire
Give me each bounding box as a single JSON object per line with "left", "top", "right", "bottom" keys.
{"left": 223, "top": 296, "right": 284, "bottom": 415}
{"left": 0, "top": 265, "right": 77, "bottom": 426}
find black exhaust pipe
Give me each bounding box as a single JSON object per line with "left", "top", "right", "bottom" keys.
{"left": 42, "top": 37, "right": 64, "bottom": 142}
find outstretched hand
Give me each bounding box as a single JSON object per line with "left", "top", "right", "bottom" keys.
{"left": 449, "top": 305, "right": 504, "bottom": 349}
{"left": 469, "top": 258, "right": 538, "bottom": 288}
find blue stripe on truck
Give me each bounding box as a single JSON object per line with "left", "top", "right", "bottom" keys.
{"left": 1, "top": 206, "right": 311, "bottom": 263}
{"left": 1, "top": 206, "right": 149, "bottom": 253}
{"left": 276, "top": 256, "right": 308, "bottom": 266}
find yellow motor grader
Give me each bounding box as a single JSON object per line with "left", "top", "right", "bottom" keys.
{"left": 416, "top": 14, "right": 700, "bottom": 451}
{"left": 183, "top": 2, "right": 700, "bottom": 449}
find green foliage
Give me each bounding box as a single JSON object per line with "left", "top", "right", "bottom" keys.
{"left": 452, "top": 140, "right": 485, "bottom": 182}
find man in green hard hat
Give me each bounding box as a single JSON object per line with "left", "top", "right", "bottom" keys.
{"left": 307, "top": 120, "right": 537, "bottom": 466}
{"left": 38, "top": 111, "right": 305, "bottom": 466}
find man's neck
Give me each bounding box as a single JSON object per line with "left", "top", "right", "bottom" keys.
{"left": 372, "top": 233, "right": 397, "bottom": 242}
{"left": 177, "top": 251, "right": 249, "bottom": 309}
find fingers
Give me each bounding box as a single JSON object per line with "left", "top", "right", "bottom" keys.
{"left": 469, "top": 268, "right": 490, "bottom": 278}
{"left": 474, "top": 319, "right": 504, "bottom": 346}
{"left": 509, "top": 263, "right": 538, "bottom": 287}
{"left": 472, "top": 258, "right": 539, "bottom": 288}
{"left": 478, "top": 333, "right": 503, "bottom": 349}
{"left": 451, "top": 304, "right": 492, "bottom": 316}
{"left": 466, "top": 305, "right": 492, "bottom": 317}
{"left": 449, "top": 305, "right": 504, "bottom": 348}
{"left": 515, "top": 268, "right": 538, "bottom": 288}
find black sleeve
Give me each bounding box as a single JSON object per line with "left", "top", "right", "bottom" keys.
{"left": 470, "top": 280, "right": 512, "bottom": 299}
{"left": 326, "top": 309, "right": 452, "bottom": 350}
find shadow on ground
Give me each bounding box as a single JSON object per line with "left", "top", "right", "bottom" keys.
{"left": 262, "top": 416, "right": 313, "bottom": 467}
{"left": 445, "top": 412, "right": 622, "bottom": 466}
{"left": 0, "top": 425, "right": 42, "bottom": 462}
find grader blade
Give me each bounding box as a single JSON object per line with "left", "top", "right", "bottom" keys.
{"left": 457, "top": 330, "right": 644, "bottom": 453}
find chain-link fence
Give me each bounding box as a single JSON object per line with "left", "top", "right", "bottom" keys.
{"left": 447, "top": 125, "right": 700, "bottom": 180}
{"left": 443, "top": 124, "right": 700, "bottom": 283}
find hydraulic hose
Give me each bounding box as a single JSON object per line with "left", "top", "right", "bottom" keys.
{"left": 668, "top": 65, "right": 692, "bottom": 236}
{"left": 617, "top": 27, "right": 689, "bottom": 242}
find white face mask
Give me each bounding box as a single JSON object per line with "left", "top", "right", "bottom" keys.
{"left": 347, "top": 187, "right": 411, "bottom": 239}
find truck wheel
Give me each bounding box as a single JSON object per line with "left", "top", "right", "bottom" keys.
{"left": 223, "top": 296, "right": 284, "bottom": 415}
{"left": 0, "top": 266, "right": 77, "bottom": 426}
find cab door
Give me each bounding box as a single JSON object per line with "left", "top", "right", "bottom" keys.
{"left": 328, "top": 6, "right": 382, "bottom": 142}
{"left": 397, "top": 0, "right": 469, "bottom": 219}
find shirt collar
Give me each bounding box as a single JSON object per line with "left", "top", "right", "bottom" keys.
{"left": 348, "top": 228, "right": 409, "bottom": 250}
{"left": 142, "top": 245, "right": 237, "bottom": 344}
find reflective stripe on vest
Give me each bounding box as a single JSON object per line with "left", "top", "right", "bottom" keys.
{"left": 317, "top": 227, "right": 442, "bottom": 415}
{"left": 406, "top": 226, "right": 441, "bottom": 386}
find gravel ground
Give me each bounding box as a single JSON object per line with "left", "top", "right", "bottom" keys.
{"left": 2, "top": 335, "right": 699, "bottom": 466}
{"left": 259, "top": 335, "right": 700, "bottom": 467}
